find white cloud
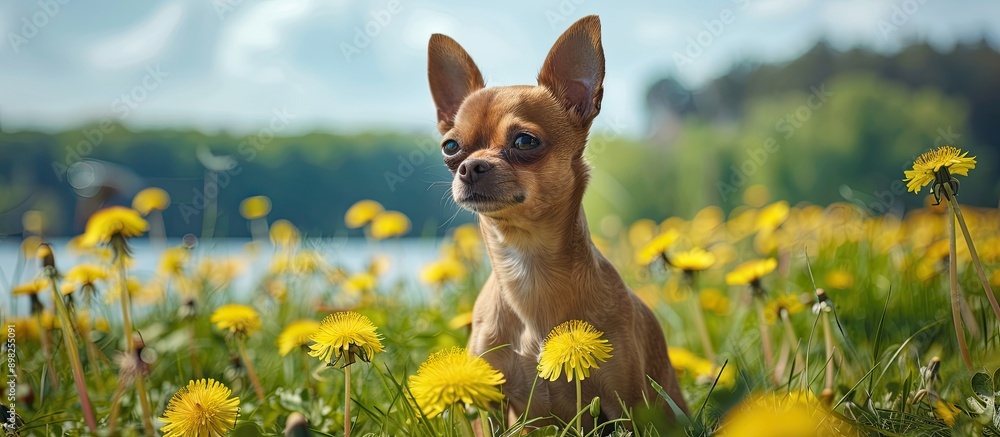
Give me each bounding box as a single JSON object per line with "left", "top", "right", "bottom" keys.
{"left": 214, "top": 0, "right": 325, "bottom": 83}
{"left": 86, "top": 1, "right": 185, "bottom": 69}
{"left": 633, "top": 16, "right": 687, "bottom": 44}
{"left": 820, "top": 0, "right": 894, "bottom": 41}
{"left": 747, "top": 0, "right": 815, "bottom": 19}
{"left": 401, "top": 8, "right": 459, "bottom": 52}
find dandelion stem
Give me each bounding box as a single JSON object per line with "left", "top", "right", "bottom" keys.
{"left": 783, "top": 311, "right": 804, "bottom": 374}
{"left": 135, "top": 371, "right": 156, "bottom": 436}
{"left": 238, "top": 339, "right": 266, "bottom": 402}
{"left": 754, "top": 297, "right": 775, "bottom": 377}
{"left": 821, "top": 310, "right": 835, "bottom": 396}
{"left": 686, "top": 275, "right": 716, "bottom": 362}
{"left": 48, "top": 279, "right": 98, "bottom": 432}
{"left": 189, "top": 322, "right": 202, "bottom": 378}
{"left": 943, "top": 183, "right": 1000, "bottom": 324}
{"left": 107, "top": 375, "right": 129, "bottom": 434}
{"left": 301, "top": 350, "right": 313, "bottom": 394}
{"left": 114, "top": 242, "right": 155, "bottom": 436}
{"left": 575, "top": 378, "right": 582, "bottom": 436}
{"left": 344, "top": 362, "right": 352, "bottom": 437}
{"left": 36, "top": 312, "right": 58, "bottom": 393}
{"left": 945, "top": 199, "right": 973, "bottom": 370}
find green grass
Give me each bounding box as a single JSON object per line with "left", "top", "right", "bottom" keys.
{"left": 4, "top": 201, "right": 1000, "bottom": 436}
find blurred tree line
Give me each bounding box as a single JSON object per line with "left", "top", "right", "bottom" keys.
{"left": 0, "top": 128, "right": 458, "bottom": 238}
{"left": 1, "top": 40, "right": 998, "bottom": 237}
{"left": 596, "top": 39, "right": 1000, "bottom": 221}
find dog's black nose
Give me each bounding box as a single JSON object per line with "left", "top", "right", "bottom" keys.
{"left": 457, "top": 159, "right": 493, "bottom": 184}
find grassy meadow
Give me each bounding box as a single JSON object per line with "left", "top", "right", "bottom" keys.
{"left": 4, "top": 180, "right": 1000, "bottom": 436}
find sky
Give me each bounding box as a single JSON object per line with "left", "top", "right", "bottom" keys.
{"left": 1, "top": 0, "right": 997, "bottom": 137}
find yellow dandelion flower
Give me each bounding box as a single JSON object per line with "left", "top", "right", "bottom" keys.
{"left": 269, "top": 219, "right": 301, "bottom": 247}
{"left": 210, "top": 304, "right": 261, "bottom": 337}
{"left": 75, "top": 311, "right": 110, "bottom": 335}
{"left": 159, "top": 378, "right": 240, "bottom": 437}
{"left": 239, "top": 196, "right": 272, "bottom": 220}
{"left": 421, "top": 258, "right": 467, "bottom": 286}
{"left": 309, "top": 311, "right": 385, "bottom": 366}
{"left": 368, "top": 255, "right": 392, "bottom": 276}
{"left": 345, "top": 200, "right": 384, "bottom": 229}
{"left": 65, "top": 264, "right": 107, "bottom": 286}
{"left": 94, "top": 317, "right": 111, "bottom": 333}
{"left": 264, "top": 279, "right": 288, "bottom": 302}
{"left": 824, "top": 269, "right": 854, "bottom": 290}
{"left": 934, "top": 399, "right": 960, "bottom": 427}
{"left": 39, "top": 311, "right": 56, "bottom": 330}
{"left": 718, "top": 391, "right": 855, "bottom": 437}
{"left": 627, "top": 218, "right": 657, "bottom": 248}
{"left": 725, "top": 258, "right": 777, "bottom": 286}
{"left": 699, "top": 288, "right": 730, "bottom": 315}
{"left": 903, "top": 146, "right": 976, "bottom": 194}
{"left": 691, "top": 206, "right": 725, "bottom": 238}
{"left": 102, "top": 277, "right": 142, "bottom": 302}
{"left": 726, "top": 207, "right": 758, "bottom": 241}
{"left": 20, "top": 236, "right": 42, "bottom": 258}
{"left": 668, "top": 347, "right": 708, "bottom": 376}
{"left": 668, "top": 347, "right": 733, "bottom": 386}
{"left": 452, "top": 224, "right": 482, "bottom": 261}
{"left": 343, "top": 272, "right": 377, "bottom": 295}
{"left": 537, "top": 320, "right": 613, "bottom": 382}
{"left": 408, "top": 347, "right": 506, "bottom": 418}
{"left": 79, "top": 206, "right": 148, "bottom": 247}
{"left": 5, "top": 317, "right": 40, "bottom": 341}
{"left": 669, "top": 248, "right": 716, "bottom": 272}
{"left": 369, "top": 211, "right": 410, "bottom": 239}
{"left": 448, "top": 311, "right": 474, "bottom": 330}
{"left": 276, "top": 320, "right": 321, "bottom": 356}
{"left": 12, "top": 278, "right": 49, "bottom": 296}
{"left": 755, "top": 201, "right": 790, "bottom": 231}
{"left": 299, "top": 250, "right": 329, "bottom": 274}
{"left": 764, "top": 294, "right": 806, "bottom": 325}
{"left": 22, "top": 210, "right": 45, "bottom": 234}
{"left": 158, "top": 247, "right": 189, "bottom": 277}
{"left": 63, "top": 263, "right": 107, "bottom": 297}
{"left": 635, "top": 229, "right": 679, "bottom": 266}
{"left": 132, "top": 187, "right": 171, "bottom": 215}
{"left": 743, "top": 184, "right": 770, "bottom": 207}
{"left": 196, "top": 258, "right": 244, "bottom": 287}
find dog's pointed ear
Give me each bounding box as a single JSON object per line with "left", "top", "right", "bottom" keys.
{"left": 538, "top": 15, "right": 605, "bottom": 127}
{"left": 428, "top": 34, "right": 485, "bottom": 134}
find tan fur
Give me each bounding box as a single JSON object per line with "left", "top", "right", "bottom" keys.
{"left": 427, "top": 15, "right": 688, "bottom": 430}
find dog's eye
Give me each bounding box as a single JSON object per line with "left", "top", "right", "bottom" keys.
{"left": 442, "top": 140, "right": 461, "bottom": 156}
{"left": 513, "top": 133, "right": 540, "bottom": 150}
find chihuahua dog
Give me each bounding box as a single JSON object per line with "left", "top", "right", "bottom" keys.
{"left": 427, "top": 15, "right": 688, "bottom": 428}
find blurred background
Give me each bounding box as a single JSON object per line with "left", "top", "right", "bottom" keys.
{"left": 1, "top": 0, "right": 998, "bottom": 239}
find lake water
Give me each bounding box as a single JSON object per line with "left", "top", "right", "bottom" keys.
{"left": 1, "top": 237, "right": 446, "bottom": 313}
